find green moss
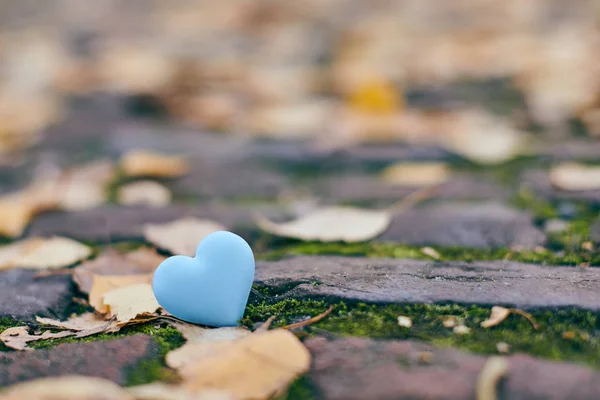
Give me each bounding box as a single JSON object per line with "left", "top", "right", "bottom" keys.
{"left": 277, "top": 376, "right": 318, "bottom": 400}
{"left": 258, "top": 240, "right": 600, "bottom": 267}
{"left": 124, "top": 324, "right": 185, "bottom": 386}
{"left": 512, "top": 188, "right": 558, "bottom": 221}
{"left": 243, "top": 299, "right": 600, "bottom": 370}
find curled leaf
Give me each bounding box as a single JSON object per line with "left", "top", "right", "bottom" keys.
{"left": 102, "top": 283, "right": 160, "bottom": 324}
{"left": 0, "top": 326, "right": 74, "bottom": 351}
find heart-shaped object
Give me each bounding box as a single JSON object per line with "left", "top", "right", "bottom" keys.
{"left": 152, "top": 231, "right": 255, "bottom": 327}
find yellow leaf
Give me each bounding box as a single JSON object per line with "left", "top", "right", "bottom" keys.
{"left": 255, "top": 206, "right": 391, "bottom": 242}
{"left": 144, "top": 217, "right": 226, "bottom": 256}
{"left": 120, "top": 149, "right": 189, "bottom": 178}
{"left": 102, "top": 283, "right": 160, "bottom": 324}
{"left": 0, "top": 375, "right": 132, "bottom": 400}
{"left": 347, "top": 78, "right": 403, "bottom": 115}
{"left": 380, "top": 163, "right": 450, "bottom": 187}
{"left": 89, "top": 274, "right": 153, "bottom": 314}
{"left": 549, "top": 162, "right": 600, "bottom": 191}
{"left": 179, "top": 329, "right": 311, "bottom": 400}
{"left": 480, "top": 306, "right": 511, "bottom": 329}
{"left": 117, "top": 181, "right": 172, "bottom": 207}
{"left": 0, "top": 237, "right": 91, "bottom": 271}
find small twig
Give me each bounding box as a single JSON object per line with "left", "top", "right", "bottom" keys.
{"left": 385, "top": 185, "right": 441, "bottom": 214}
{"left": 508, "top": 308, "right": 540, "bottom": 330}
{"left": 281, "top": 306, "right": 334, "bottom": 330}
{"left": 255, "top": 315, "right": 277, "bottom": 332}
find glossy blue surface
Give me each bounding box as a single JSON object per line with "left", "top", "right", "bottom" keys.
{"left": 152, "top": 231, "right": 255, "bottom": 327}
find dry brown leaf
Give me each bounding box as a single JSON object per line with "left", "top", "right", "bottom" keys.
{"left": 481, "top": 306, "right": 540, "bottom": 330}
{"left": 35, "top": 313, "right": 119, "bottom": 338}
{"left": 103, "top": 283, "right": 160, "bottom": 324}
{"left": 453, "top": 325, "right": 471, "bottom": 335}
{"left": 0, "top": 185, "right": 59, "bottom": 237}
{"left": 549, "top": 162, "right": 600, "bottom": 191}
{"left": 178, "top": 329, "right": 310, "bottom": 399}
{"left": 0, "top": 326, "right": 75, "bottom": 351}
{"left": 476, "top": 357, "right": 509, "bottom": 400}
{"left": 255, "top": 206, "right": 391, "bottom": 242}
{"left": 421, "top": 247, "right": 441, "bottom": 260}
{"left": 0, "top": 237, "right": 91, "bottom": 271}
{"left": 127, "top": 383, "right": 234, "bottom": 400}
{"left": 120, "top": 149, "right": 190, "bottom": 178}
{"left": 170, "top": 321, "right": 251, "bottom": 343}
{"left": 74, "top": 248, "right": 165, "bottom": 294}
{"left": 442, "top": 110, "right": 526, "bottom": 165}
{"left": 117, "top": 181, "right": 172, "bottom": 207}
{"left": 496, "top": 342, "right": 510, "bottom": 353}
{"left": 380, "top": 162, "right": 450, "bottom": 187}
{"left": 480, "top": 306, "right": 511, "bottom": 329}
{"left": 144, "top": 217, "right": 226, "bottom": 256}
{"left": 0, "top": 375, "right": 132, "bottom": 400}
{"left": 89, "top": 274, "right": 154, "bottom": 314}
{"left": 397, "top": 316, "right": 412, "bottom": 328}
{"left": 442, "top": 316, "right": 457, "bottom": 328}
{"left": 56, "top": 160, "right": 116, "bottom": 211}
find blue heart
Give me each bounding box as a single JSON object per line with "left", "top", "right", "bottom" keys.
{"left": 152, "top": 231, "right": 255, "bottom": 327}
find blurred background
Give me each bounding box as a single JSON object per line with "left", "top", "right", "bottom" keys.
{"left": 0, "top": 0, "right": 599, "bottom": 167}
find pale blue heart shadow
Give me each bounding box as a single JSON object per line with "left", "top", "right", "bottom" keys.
{"left": 152, "top": 231, "right": 255, "bottom": 327}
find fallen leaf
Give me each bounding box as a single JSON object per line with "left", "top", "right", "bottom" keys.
{"left": 120, "top": 149, "right": 190, "bottom": 178}
{"left": 380, "top": 162, "right": 450, "bottom": 187}
{"left": 0, "top": 237, "right": 91, "bottom": 271}
{"left": 549, "top": 162, "right": 600, "bottom": 191}
{"left": 442, "top": 316, "right": 457, "bottom": 328}
{"left": 562, "top": 331, "right": 576, "bottom": 340}
{"left": 476, "top": 357, "right": 509, "bottom": 400}
{"left": 397, "top": 316, "right": 412, "bottom": 328}
{"left": 35, "top": 313, "right": 119, "bottom": 337}
{"left": 421, "top": 247, "right": 441, "bottom": 260}
{"left": 166, "top": 325, "right": 251, "bottom": 371}
{"left": 117, "top": 181, "right": 172, "bottom": 207}
{"left": 481, "top": 306, "right": 540, "bottom": 330}
{"left": 169, "top": 321, "right": 251, "bottom": 343}
{"left": 496, "top": 342, "right": 510, "bottom": 353}
{"left": 442, "top": 110, "right": 526, "bottom": 165}
{"left": 127, "top": 383, "right": 234, "bottom": 400}
{"left": 281, "top": 305, "right": 335, "bottom": 330}
{"left": 0, "top": 326, "right": 74, "bottom": 351}
{"left": 453, "top": 325, "right": 471, "bottom": 335}
{"left": 178, "top": 329, "right": 311, "bottom": 399}
{"left": 347, "top": 78, "right": 403, "bottom": 115}
{"left": 144, "top": 217, "right": 226, "bottom": 256}
{"left": 74, "top": 248, "right": 165, "bottom": 294}
{"left": 0, "top": 375, "right": 132, "bottom": 400}
{"left": 56, "top": 160, "right": 116, "bottom": 211}
{"left": 89, "top": 274, "right": 154, "bottom": 314}
{"left": 255, "top": 207, "right": 391, "bottom": 242}
{"left": 0, "top": 186, "right": 59, "bottom": 237}
{"left": 480, "top": 306, "right": 511, "bottom": 329}
{"left": 103, "top": 283, "right": 160, "bottom": 324}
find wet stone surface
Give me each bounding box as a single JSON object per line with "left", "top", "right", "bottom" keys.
{"left": 0, "top": 270, "right": 74, "bottom": 321}
{"left": 378, "top": 202, "right": 545, "bottom": 248}
{"left": 0, "top": 334, "right": 158, "bottom": 387}
{"left": 255, "top": 256, "right": 600, "bottom": 310}
{"left": 305, "top": 336, "right": 600, "bottom": 400}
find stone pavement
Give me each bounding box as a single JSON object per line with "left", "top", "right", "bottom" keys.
{"left": 1, "top": 95, "right": 600, "bottom": 400}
